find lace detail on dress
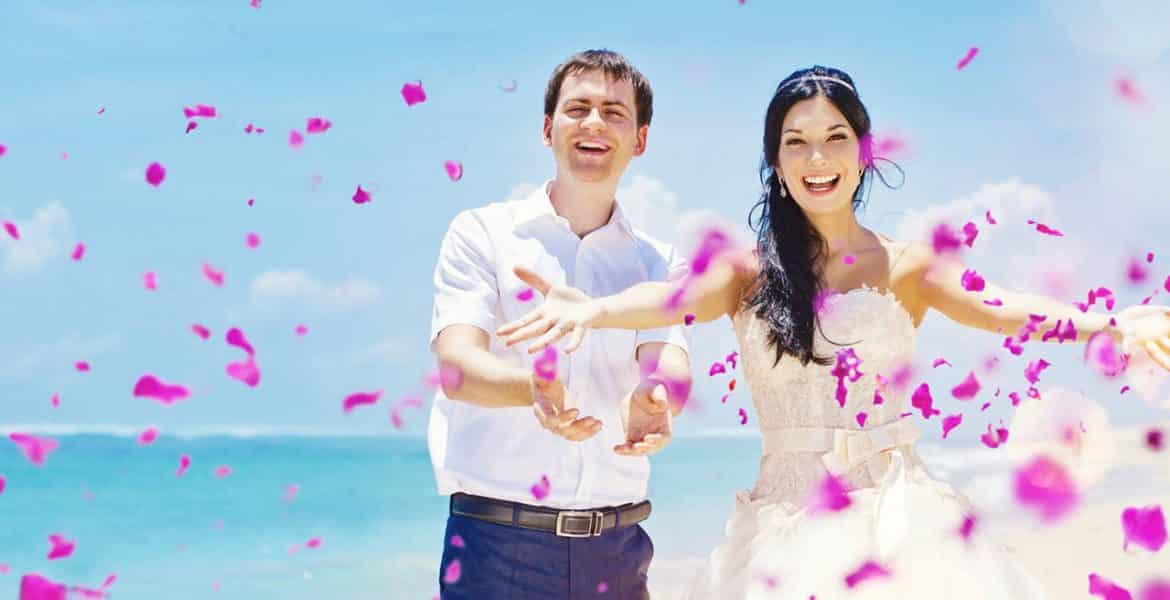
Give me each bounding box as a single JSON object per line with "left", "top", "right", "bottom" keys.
{"left": 733, "top": 285, "right": 921, "bottom": 505}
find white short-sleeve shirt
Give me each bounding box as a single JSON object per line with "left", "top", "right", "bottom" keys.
{"left": 428, "top": 181, "right": 690, "bottom": 509}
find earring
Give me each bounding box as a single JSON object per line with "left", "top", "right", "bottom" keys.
{"left": 778, "top": 178, "right": 787, "bottom": 198}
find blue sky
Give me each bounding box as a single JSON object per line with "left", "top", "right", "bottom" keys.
{"left": 1, "top": 0, "right": 1169, "bottom": 440}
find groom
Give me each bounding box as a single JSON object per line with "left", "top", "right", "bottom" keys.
{"left": 428, "top": 49, "right": 692, "bottom": 599}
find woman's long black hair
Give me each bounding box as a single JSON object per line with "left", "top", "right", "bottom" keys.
{"left": 746, "top": 66, "right": 902, "bottom": 366}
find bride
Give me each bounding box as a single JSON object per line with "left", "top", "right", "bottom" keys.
{"left": 497, "top": 65, "right": 1170, "bottom": 599}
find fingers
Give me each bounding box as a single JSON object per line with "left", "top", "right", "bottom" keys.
{"left": 504, "top": 318, "right": 557, "bottom": 347}
{"left": 631, "top": 383, "right": 670, "bottom": 414}
{"left": 556, "top": 417, "right": 603, "bottom": 441}
{"left": 564, "top": 325, "right": 587, "bottom": 354}
{"left": 497, "top": 310, "right": 543, "bottom": 337}
{"left": 514, "top": 266, "right": 551, "bottom": 295}
{"left": 1144, "top": 340, "right": 1170, "bottom": 372}
{"left": 614, "top": 433, "right": 671, "bottom": 456}
{"left": 527, "top": 323, "right": 573, "bottom": 354}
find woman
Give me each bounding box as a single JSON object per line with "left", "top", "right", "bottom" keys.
{"left": 497, "top": 66, "right": 1170, "bottom": 598}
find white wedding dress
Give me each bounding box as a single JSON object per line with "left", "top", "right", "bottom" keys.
{"left": 682, "top": 287, "right": 1048, "bottom": 599}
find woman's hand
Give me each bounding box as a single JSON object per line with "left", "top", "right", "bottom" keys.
{"left": 1117, "top": 304, "right": 1170, "bottom": 370}
{"left": 496, "top": 266, "right": 604, "bottom": 354}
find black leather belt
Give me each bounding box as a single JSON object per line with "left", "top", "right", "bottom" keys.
{"left": 450, "top": 493, "right": 652, "bottom": 538}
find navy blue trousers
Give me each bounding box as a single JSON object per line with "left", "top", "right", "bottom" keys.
{"left": 438, "top": 512, "right": 653, "bottom": 599}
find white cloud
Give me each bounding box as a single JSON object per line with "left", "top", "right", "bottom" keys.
{"left": 617, "top": 174, "right": 753, "bottom": 254}
{"left": 1048, "top": 0, "right": 1170, "bottom": 62}
{"left": 249, "top": 270, "right": 383, "bottom": 312}
{"left": 351, "top": 336, "right": 411, "bottom": 367}
{"left": 1, "top": 202, "right": 73, "bottom": 274}
{"left": 892, "top": 178, "right": 1057, "bottom": 246}
{"left": 0, "top": 332, "right": 122, "bottom": 380}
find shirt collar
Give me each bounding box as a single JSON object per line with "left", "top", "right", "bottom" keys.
{"left": 513, "top": 179, "right": 634, "bottom": 237}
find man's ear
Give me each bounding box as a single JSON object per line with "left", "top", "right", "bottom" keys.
{"left": 632, "top": 124, "right": 649, "bottom": 156}
{"left": 542, "top": 115, "right": 553, "bottom": 147}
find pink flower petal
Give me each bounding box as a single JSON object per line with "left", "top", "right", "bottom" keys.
{"left": 245, "top": 233, "right": 260, "bottom": 249}
{"left": 533, "top": 346, "right": 557, "bottom": 381}
{"left": 288, "top": 130, "right": 304, "bottom": 149}
{"left": 247, "top": 197, "right": 254, "bottom": 206}
{"left": 961, "top": 268, "right": 986, "bottom": 292}
{"left": 1041, "top": 319, "right": 1077, "bottom": 343}
{"left": 959, "top": 513, "right": 977, "bottom": 541}
{"left": 830, "top": 348, "right": 864, "bottom": 407}
{"left": 225, "top": 327, "right": 255, "bottom": 356}
{"left": 842, "top": 254, "right": 855, "bottom": 265}
{"left": 449, "top": 534, "right": 465, "bottom": 548}
{"left": 1027, "top": 219, "right": 1064, "bottom": 237}
{"left": 250, "top": 0, "right": 260, "bottom": 8}
{"left": 442, "top": 558, "right": 462, "bottom": 585}
{"left": 182, "top": 104, "right": 217, "bottom": 119}
{"left": 295, "top": 324, "right": 308, "bottom": 336}
{"left": 1122, "top": 505, "right": 1167, "bottom": 552}
{"left": 980, "top": 401, "right": 991, "bottom": 411}
{"left": 844, "top": 560, "right": 892, "bottom": 588}
{"left": 597, "top": 581, "right": 609, "bottom": 593}
{"left": 444, "top": 160, "right": 463, "bottom": 181}
{"left": 132, "top": 374, "right": 191, "bottom": 405}
{"left": 401, "top": 81, "right": 427, "bottom": 106}
{"left": 951, "top": 371, "right": 981, "bottom": 400}
{"left": 1090, "top": 573, "right": 1134, "bottom": 600}
{"left": 177, "top": 455, "right": 190, "bottom": 477}
{"left": 281, "top": 484, "right": 300, "bottom": 503}
{"left": 856, "top": 412, "right": 868, "bottom": 427}
{"left": 1140, "top": 580, "right": 1170, "bottom": 600}
{"left": 343, "top": 390, "right": 383, "bottom": 413}
{"left": 214, "top": 465, "right": 232, "bottom": 478}
{"left": 0, "top": 474, "right": 6, "bottom": 495}
{"left": 1115, "top": 76, "right": 1146, "bottom": 105}
{"left": 516, "top": 288, "right": 534, "bottom": 302}
{"left": 809, "top": 472, "right": 852, "bottom": 513}
{"left": 143, "top": 271, "right": 158, "bottom": 290}
{"left": 530, "top": 474, "right": 550, "bottom": 501}
{"left": 1128, "top": 257, "right": 1150, "bottom": 285}
{"left": 201, "top": 262, "right": 224, "bottom": 287}
{"left": 738, "top": 407, "right": 748, "bottom": 425}
{"left": 1147, "top": 429, "right": 1164, "bottom": 451}
{"left": 956, "top": 46, "right": 979, "bottom": 70}
{"left": 50, "top": 393, "right": 60, "bottom": 408}
{"left": 984, "top": 298, "right": 1003, "bottom": 306}
{"left": 2, "top": 221, "right": 19, "bottom": 240}
{"left": 185, "top": 121, "right": 198, "bottom": 134}
{"left": 933, "top": 358, "right": 952, "bottom": 368}
{"left": 684, "top": 313, "right": 695, "bottom": 326}
{"left": 305, "top": 117, "right": 332, "bottom": 134}
{"left": 931, "top": 223, "right": 962, "bottom": 254}
{"left": 137, "top": 427, "right": 159, "bottom": 446}
{"left": 226, "top": 358, "right": 261, "bottom": 387}
{"left": 74, "top": 360, "right": 90, "bottom": 372}
{"left": 726, "top": 352, "right": 738, "bottom": 369}
{"left": 911, "top": 383, "right": 941, "bottom": 419}
{"left": 424, "top": 364, "right": 465, "bottom": 392}
{"left": 70, "top": 242, "right": 85, "bottom": 260}
{"left": 1164, "top": 275, "right": 1170, "bottom": 294}
{"left": 1025, "top": 358, "right": 1052, "bottom": 385}
{"left": 6, "top": 433, "right": 55, "bottom": 466}
{"left": 306, "top": 537, "right": 321, "bottom": 548}
{"left": 689, "top": 228, "right": 735, "bottom": 276}
{"left": 0, "top": 143, "right": 7, "bottom": 157}
{"left": 942, "top": 413, "right": 963, "bottom": 439}
{"left": 1086, "top": 332, "right": 1128, "bottom": 377}
{"left": 47, "top": 534, "right": 75, "bottom": 560}
{"left": 191, "top": 324, "right": 210, "bottom": 339}
{"left": 145, "top": 162, "right": 166, "bottom": 187}
{"left": 708, "top": 362, "right": 726, "bottom": 376}
{"left": 352, "top": 185, "right": 371, "bottom": 204}
{"left": 1014, "top": 455, "right": 1079, "bottom": 522}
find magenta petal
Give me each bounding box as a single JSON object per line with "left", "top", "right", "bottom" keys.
{"left": 288, "top": 130, "right": 304, "bottom": 148}
{"left": 856, "top": 412, "right": 868, "bottom": 427}
{"left": 690, "top": 228, "right": 734, "bottom": 275}
{"left": 191, "top": 324, "right": 211, "bottom": 339}
{"left": 708, "top": 362, "right": 726, "bottom": 376}
{"left": 342, "top": 390, "right": 383, "bottom": 413}
{"left": 844, "top": 560, "right": 892, "bottom": 588}
{"left": 959, "top": 513, "right": 977, "bottom": 541}
{"left": 225, "top": 327, "right": 255, "bottom": 356}
{"left": 352, "top": 185, "right": 371, "bottom": 204}
{"left": 295, "top": 324, "right": 308, "bottom": 336}
{"left": 0, "top": 474, "right": 6, "bottom": 495}
{"left": 401, "top": 81, "right": 427, "bottom": 106}
{"left": 961, "top": 269, "right": 986, "bottom": 292}
{"left": 137, "top": 427, "right": 159, "bottom": 446}
{"left": 444, "top": 160, "right": 463, "bottom": 181}
{"left": 1122, "top": 505, "right": 1167, "bottom": 553}
{"left": 2, "top": 221, "right": 19, "bottom": 240}
{"left": 1147, "top": 429, "right": 1164, "bottom": 451}
{"left": 185, "top": 121, "right": 198, "bottom": 134}
{"left": 71, "top": 242, "right": 85, "bottom": 260}
{"left": 931, "top": 223, "right": 962, "bottom": 254}
{"left": 442, "top": 558, "right": 462, "bottom": 585}
{"left": 1014, "top": 455, "right": 1079, "bottom": 522}
{"left": 74, "top": 361, "right": 90, "bottom": 372}
{"left": 738, "top": 407, "right": 748, "bottom": 425}
{"left": 1024, "top": 358, "right": 1052, "bottom": 385}
{"left": 305, "top": 117, "right": 332, "bottom": 134}
{"left": 226, "top": 358, "right": 261, "bottom": 387}
{"left": 533, "top": 346, "right": 557, "bottom": 381}
{"left": 1127, "top": 257, "right": 1150, "bottom": 284}
{"left": 984, "top": 298, "right": 1003, "bottom": 306}
{"left": 145, "top": 162, "right": 166, "bottom": 187}
{"left": 933, "top": 358, "right": 952, "bottom": 368}
{"left": 214, "top": 465, "right": 232, "bottom": 479}
{"left": 1086, "top": 332, "right": 1128, "bottom": 377}
{"left": 132, "top": 374, "right": 191, "bottom": 405}
{"left": 684, "top": 313, "right": 696, "bottom": 326}
{"left": 0, "top": 143, "right": 6, "bottom": 157}
{"left": 1090, "top": 573, "right": 1134, "bottom": 600}
{"left": 961, "top": 221, "right": 979, "bottom": 248}
{"left": 305, "top": 537, "right": 321, "bottom": 549}
{"left": 530, "top": 474, "right": 550, "bottom": 501}
{"left": 956, "top": 46, "right": 979, "bottom": 70}
{"left": 201, "top": 262, "right": 224, "bottom": 286}
{"left": 245, "top": 233, "right": 260, "bottom": 249}
{"left": 47, "top": 534, "right": 75, "bottom": 560}
{"left": 1164, "top": 275, "right": 1170, "bottom": 293}
{"left": 1027, "top": 219, "right": 1064, "bottom": 237}
{"left": 516, "top": 288, "right": 534, "bottom": 302}
{"left": 951, "top": 371, "right": 981, "bottom": 401}
{"left": 942, "top": 413, "right": 963, "bottom": 439}
{"left": 177, "top": 455, "right": 190, "bottom": 477}
{"left": 9, "top": 433, "right": 59, "bottom": 466}
{"left": 810, "top": 472, "right": 852, "bottom": 513}
{"left": 1140, "top": 580, "right": 1170, "bottom": 600}
{"left": 726, "top": 351, "right": 739, "bottom": 369}
{"left": 911, "top": 383, "right": 941, "bottom": 419}
{"left": 181, "top": 104, "right": 217, "bottom": 119}
{"left": 143, "top": 271, "right": 158, "bottom": 291}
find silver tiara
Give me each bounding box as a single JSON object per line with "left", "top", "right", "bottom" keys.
{"left": 780, "top": 75, "right": 855, "bottom": 93}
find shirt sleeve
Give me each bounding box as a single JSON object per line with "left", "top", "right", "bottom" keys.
{"left": 429, "top": 210, "right": 499, "bottom": 350}
{"left": 634, "top": 242, "right": 691, "bottom": 355}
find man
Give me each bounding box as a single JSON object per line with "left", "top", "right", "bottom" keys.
{"left": 428, "top": 49, "right": 692, "bottom": 599}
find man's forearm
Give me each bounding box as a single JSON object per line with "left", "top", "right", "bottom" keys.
{"left": 436, "top": 346, "right": 534, "bottom": 408}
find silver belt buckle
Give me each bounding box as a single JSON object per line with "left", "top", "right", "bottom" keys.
{"left": 555, "top": 510, "right": 604, "bottom": 538}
